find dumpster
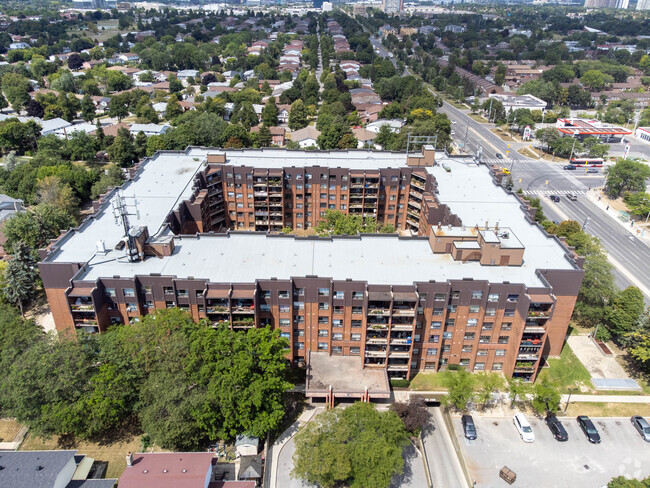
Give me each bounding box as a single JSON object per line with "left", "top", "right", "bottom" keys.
{"left": 499, "top": 466, "right": 516, "bottom": 484}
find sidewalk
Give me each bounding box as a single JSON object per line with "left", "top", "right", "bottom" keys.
{"left": 585, "top": 187, "right": 650, "bottom": 245}
{"left": 403, "top": 390, "right": 650, "bottom": 404}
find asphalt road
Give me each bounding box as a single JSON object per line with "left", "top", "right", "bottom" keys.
{"left": 422, "top": 408, "right": 466, "bottom": 488}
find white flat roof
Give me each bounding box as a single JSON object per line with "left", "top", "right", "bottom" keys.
{"left": 50, "top": 150, "right": 575, "bottom": 288}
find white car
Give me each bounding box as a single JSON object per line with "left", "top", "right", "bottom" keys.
{"left": 513, "top": 413, "right": 535, "bottom": 443}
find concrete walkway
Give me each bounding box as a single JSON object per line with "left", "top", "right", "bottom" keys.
{"left": 567, "top": 335, "right": 631, "bottom": 380}
{"left": 400, "top": 390, "right": 650, "bottom": 404}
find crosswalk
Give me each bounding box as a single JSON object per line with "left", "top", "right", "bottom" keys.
{"left": 522, "top": 189, "right": 586, "bottom": 196}
{"left": 482, "top": 158, "right": 540, "bottom": 164}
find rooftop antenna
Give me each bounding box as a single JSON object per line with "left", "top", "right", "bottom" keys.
{"left": 406, "top": 133, "right": 438, "bottom": 158}
{"left": 112, "top": 192, "right": 141, "bottom": 262}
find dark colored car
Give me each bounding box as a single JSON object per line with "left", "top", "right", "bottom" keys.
{"left": 564, "top": 165, "right": 577, "bottom": 170}
{"left": 631, "top": 416, "right": 650, "bottom": 442}
{"left": 550, "top": 195, "right": 560, "bottom": 202}
{"left": 462, "top": 414, "right": 477, "bottom": 440}
{"left": 545, "top": 414, "right": 568, "bottom": 442}
{"left": 586, "top": 168, "right": 599, "bottom": 173}
{"left": 496, "top": 153, "right": 503, "bottom": 159}
{"left": 577, "top": 416, "right": 601, "bottom": 443}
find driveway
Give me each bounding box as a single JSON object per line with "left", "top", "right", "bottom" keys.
{"left": 276, "top": 430, "right": 427, "bottom": 488}
{"left": 453, "top": 415, "right": 650, "bottom": 488}
{"left": 422, "top": 408, "right": 466, "bottom": 488}
{"left": 567, "top": 335, "right": 630, "bottom": 379}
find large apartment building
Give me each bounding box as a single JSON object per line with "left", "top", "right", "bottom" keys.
{"left": 39, "top": 147, "right": 583, "bottom": 394}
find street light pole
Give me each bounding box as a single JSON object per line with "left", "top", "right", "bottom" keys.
{"left": 564, "top": 387, "right": 578, "bottom": 413}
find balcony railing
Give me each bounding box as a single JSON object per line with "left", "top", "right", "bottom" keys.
{"left": 232, "top": 306, "right": 255, "bottom": 314}
{"left": 517, "top": 354, "right": 539, "bottom": 361}
{"left": 527, "top": 310, "right": 551, "bottom": 318}
{"left": 410, "top": 178, "right": 425, "bottom": 190}
{"left": 365, "top": 350, "right": 387, "bottom": 357}
{"left": 207, "top": 307, "right": 229, "bottom": 314}
{"left": 368, "top": 308, "right": 390, "bottom": 316}
{"left": 387, "top": 365, "right": 409, "bottom": 371}
{"left": 70, "top": 304, "right": 94, "bottom": 312}
{"left": 392, "top": 309, "right": 415, "bottom": 317}
{"left": 367, "top": 338, "right": 388, "bottom": 345}
{"left": 391, "top": 324, "right": 414, "bottom": 331}
{"left": 390, "top": 338, "right": 412, "bottom": 345}
{"left": 389, "top": 351, "right": 410, "bottom": 358}
{"left": 367, "top": 323, "right": 389, "bottom": 330}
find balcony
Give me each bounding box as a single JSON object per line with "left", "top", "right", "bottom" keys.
{"left": 389, "top": 351, "right": 411, "bottom": 358}
{"left": 517, "top": 354, "right": 539, "bottom": 361}
{"left": 368, "top": 308, "right": 390, "bottom": 316}
{"left": 207, "top": 306, "right": 229, "bottom": 314}
{"left": 367, "top": 323, "right": 389, "bottom": 330}
{"left": 406, "top": 218, "right": 420, "bottom": 228}
{"left": 410, "top": 178, "right": 425, "bottom": 190}
{"left": 391, "top": 324, "right": 414, "bottom": 331}
{"left": 408, "top": 199, "right": 421, "bottom": 209}
{"left": 387, "top": 365, "right": 409, "bottom": 371}
{"left": 71, "top": 304, "right": 94, "bottom": 312}
{"left": 232, "top": 305, "right": 255, "bottom": 314}
{"left": 367, "top": 338, "right": 388, "bottom": 345}
{"left": 390, "top": 338, "right": 412, "bottom": 345}
{"left": 527, "top": 310, "right": 551, "bottom": 318}
{"left": 365, "top": 350, "right": 387, "bottom": 357}
{"left": 232, "top": 318, "right": 255, "bottom": 328}
{"left": 392, "top": 308, "right": 415, "bottom": 317}
{"left": 254, "top": 191, "right": 268, "bottom": 197}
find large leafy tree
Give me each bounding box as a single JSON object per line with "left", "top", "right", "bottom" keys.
{"left": 261, "top": 97, "right": 278, "bottom": 126}
{"left": 3, "top": 204, "right": 76, "bottom": 253}
{"left": 292, "top": 402, "right": 408, "bottom": 488}
{"left": 315, "top": 210, "right": 377, "bottom": 236}
{"left": 288, "top": 99, "right": 308, "bottom": 131}
{"left": 606, "top": 286, "right": 645, "bottom": 337}
{"left": 605, "top": 159, "right": 650, "bottom": 198}
{"left": 442, "top": 369, "right": 475, "bottom": 411}
{"left": 108, "top": 127, "right": 138, "bottom": 167}
{"left": 1, "top": 73, "right": 31, "bottom": 112}
{"left": 2, "top": 242, "right": 38, "bottom": 316}
{"left": 531, "top": 378, "right": 561, "bottom": 414}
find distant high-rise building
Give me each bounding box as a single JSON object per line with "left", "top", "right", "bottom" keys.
{"left": 637, "top": 0, "right": 650, "bottom": 8}
{"left": 382, "top": 0, "right": 402, "bottom": 14}
{"left": 584, "top": 0, "right": 628, "bottom": 8}
{"left": 313, "top": 0, "right": 323, "bottom": 7}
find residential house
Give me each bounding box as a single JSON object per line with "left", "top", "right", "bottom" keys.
{"left": 277, "top": 104, "right": 291, "bottom": 124}
{"left": 119, "top": 452, "right": 213, "bottom": 488}
{"left": 177, "top": 69, "right": 200, "bottom": 83}
{"left": 353, "top": 127, "right": 378, "bottom": 148}
{"left": 366, "top": 119, "right": 404, "bottom": 133}
{"left": 129, "top": 124, "right": 171, "bottom": 137}
{"left": 289, "top": 126, "right": 321, "bottom": 148}
{"left": 41, "top": 117, "right": 72, "bottom": 136}
{"left": 251, "top": 126, "right": 286, "bottom": 146}
{"left": 118, "top": 53, "right": 140, "bottom": 63}
{"left": 0, "top": 450, "right": 117, "bottom": 488}
{"left": 9, "top": 42, "right": 30, "bottom": 50}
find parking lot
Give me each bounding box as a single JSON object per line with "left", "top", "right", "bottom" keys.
{"left": 453, "top": 415, "right": 650, "bottom": 487}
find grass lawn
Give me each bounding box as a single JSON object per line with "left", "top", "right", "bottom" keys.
{"left": 0, "top": 419, "right": 22, "bottom": 442}
{"left": 410, "top": 371, "right": 505, "bottom": 391}
{"left": 467, "top": 113, "right": 487, "bottom": 123}
{"left": 562, "top": 402, "right": 650, "bottom": 418}
{"left": 537, "top": 341, "right": 592, "bottom": 393}
{"left": 20, "top": 429, "right": 154, "bottom": 480}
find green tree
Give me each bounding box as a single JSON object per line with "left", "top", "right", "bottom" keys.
{"left": 442, "top": 370, "right": 475, "bottom": 411}
{"left": 90, "top": 164, "right": 124, "bottom": 199}
{"left": 606, "top": 286, "right": 645, "bottom": 336}
{"left": 474, "top": 373, "right": 505, "bottom": 410}
{"left": 390, "top": 397, "right": 432, "bottom": 433}
{"left": 605, "top": 159, "right": 650, "bottom": 198}
{"left": 607, "top": 475, "right": 650, "bottom": 487}
{"left": 261, "top": 98, "right": 278, "bottom": 126}
{"left": 257, "top": 125, "right": 272, "bottom": 147}
{"left": 292, "top": 402, "right": 408, "bottom": 488}
{"left": 3, "top": 242, "right": 38, "bottom": 316}
{"left": 581, "top": 70, "right": 614, "bottom": 91}
{"left": 315, "top": 210, "right": 377, "bottom": 236}
{"left": 165, "top": 94, "right": 183, "bottom": 121}
{"left": 232, "top": 101, "right": 258, "bottom": 130}
{"left": 108, "top": 95, "right": 129, "bottom": 122}
{"left": 508, "top": 378, "right": 530, "bottom": 408}
{"left": 531, "top": 378, "right": 561, "bottom": 414}
{"left": 624, "top": 192, "right": 650, "bottom": 218}
{"left": 81, "top": 94, "right": 96, "bottom": 122}
{"left": 625, "top": 330, "right": 650, "bottom": 375}
{"left": 288, "top": 99, "right": 308, "bottom": 131}
{"left": 3, "top": 204, "right": 76, "bottom": 253}
{"left": 1, "top": 73, "right": 31, "bottom": 112}
{"left": 108, "top": 127, "right": 138, "bottom": 167}
{"left": 168, "top": 74, "right": 183, "bottom": 94}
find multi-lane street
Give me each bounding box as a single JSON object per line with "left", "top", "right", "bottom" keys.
{"left": 437, "top": 97, "right": 650, "bottom": 297}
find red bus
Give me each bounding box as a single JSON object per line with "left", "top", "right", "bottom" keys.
{"left": 570, "top": 158, "right": 604, "bottom": 167}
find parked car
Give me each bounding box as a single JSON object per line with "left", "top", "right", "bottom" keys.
{"left": 545, "top": 414, "right": 568, "bottom": 442}
{"left": 513, "top": 413, "right": 535, "bottom": 443}
{"left": 496, "top": 153, "right": 503, "bottom": 159}
{"left": 563, "top": 165, "right": 576, "bottom": 170}
{"left": 586, "top": 168, "right": 599, "bottom": 173}
{"left": 550, "top": 195, "right": 560, "bottom": 202}
{"left": 577, "top": 416, "right": 601, "bottom": 443}
{"left": 631, "top": 416, "right": 650, "bottom": 442}
{"left": 567, "top": 194, "right": 578, "bottom": 201}
{"left": 452, "top": 119, "right": 457, "bottom": 124}
{"left": 462, "top": 414, "right": 477, "bottom": 440}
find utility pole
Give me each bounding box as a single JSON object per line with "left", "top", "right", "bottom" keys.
{"left": 488, "top": 97, "right": 494, "bottom": 123}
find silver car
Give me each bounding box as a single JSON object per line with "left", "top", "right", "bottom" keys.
{"left": 631, "top": 416, "right": 650, "bottom": 442}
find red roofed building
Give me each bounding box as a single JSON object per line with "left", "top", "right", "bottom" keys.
{"left": 119, "top": 452, "right": 215, "bottom": 488}
{"left": 556, "top": 118, "right": 632, "bottom": 141}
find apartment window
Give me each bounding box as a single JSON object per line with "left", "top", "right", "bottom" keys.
{"left": 334, "top": 291, "right": 344, "bottom": 299}
{"left": 280, "top": 332, "right": 290, "bottom": 339}
{"left": 464, "top": 332, "right": 475, "bottom": 341}
{"left": 318, "top": 317, "right": 329, "bottom": 325}
{"left": 144, "top": 301, "right": 153, "bottom": 309}
{"left": 459, "top": 359, "right": 470, "bottom": 366}
{"left": 427, "top": 348, "right": 438, "bottom": 356}
{"left": 126, "top": 303, "right": 138, "bottom": 312}
{"left": 469, "top": 305, "right": 480, "bottom": 313}
{"left": 332, "top": 346, "right": 343, "bottom": 354}
{"left": 412, "top": 348, "right": 419, "bottom": 355}
{"left": 318, "top": 302, "right": 329, "bottom": 310}
{"left": 442, "top": 345, "right": 451, "bottom": 353}
{"left": 477, "top": 349, "right": 488, "bottom": 357}
{"left": 294, "top": 329, "right": 305, "bottom": 337}
{"left": 501, "top": 322, "right": 512, "bottom": 331}
{"left": 195, "top": 290, "right": 203, "bottom": 298}
{"left": 332, "top": 333, "right": 343, "bottom": 341}
{"left": 296, "top": 342, "right": 305, "bottom": 350}
{"left": 350, "top": 347, "right": 360, "bottom": 355}
{"left": 474, "top": 362, "right": 485, "bottom": 371}
{"left": 333, "top": 319, "right": 343, "bottom": 327}
{"left": 504, "top": 309, "right": 515, "bottom": 317}
{"left": 434, "top": 293, "right": 446, "bottom": 301}
{"left": 425, "top": 363, "right": 436, "bottom": 370}
{"left": 340, "top": 204, "right": 347, "bottom": 210}
{"left": 451, "top": 291, "right": 460, "bottom": 299}
{"left": 318, "top": 288, "right": 329, "bottom": 296}
{"left": 433, "top": 307, "right": 444, "bottom": 316}
{"left": 447, "top": 304, "right": 457, "bottom": 313}
{"left": 430, "top": 334, "right": 440, "bottom": 343}
{"left": 462, "top": 345, "right": 473, "bottom": 353}
{"left": 260, "top": 304, "right": 271, "bottom": 312}
{"left": 472, "top": 291, "right": 483, "bottom": 299}
{"left": 487, "top": 293, "right": 499, "bottom": 302}
{"left": 177, "top": 289, "right": 188, "bottom": 298}
{"left": 318, "top": 329, "right": 329, "bottom": 337}
{"left": 482, "top": 322, "right": 493, "bottom": 331}
{"left": 110, "top": 317, "right": 122, "bottom": 324}
{"left": 333, "top": 306, "right": 344, "bottom": 314}
{"left": 507, "top": 294, "right": 519, "bottom": 302}
{"left": 294, "top": 316, "right": 305, "bottom": 324}
{"left": 496, "top": 349, "right": 506, "bottom": 356}
{"left": 105, "top": 288, "right": 116, "bottom": 297}
{"left": 414, "top": 334, "right": 421, "bottom": 342}
{"left": 279, "top": 291, "right": 290, "bottom": 298}
{"left": 121, "top": 288, "right": 135, "bottom": 298}
{"left": 479, "top": 335, "right": 490, "bottom": 344}
{"left": 485, "top": 308, "right": 496, "bottom": 317}
{"left": 317, "top": 342, "right": 328, "bottom": 351}
{"left": 295, "top": 288, "right": 305, "bottom": 296}
{"left": 279, "top": 305, "right": 290, "bottom": 313}
{"left": 445, "top": 319, "right": 455, "bottom": 327}
{"left": 419, "top": 293, "right": 428, "bottom": 302}
{"left": 467, "top": 319, "right": 478, "bottom": 327}
{"left": 279, "top": 319, "right": 290, "bottom": 327}
{"left": 163, "top": 286, "right": 174, "bottom": 295}
{"left": 141, "top": 285, "right": 152, "bottom": 294}
{"left": 492, "top": 362, "right": 503, "bottom": 371}
{"left": 352, "top": 306, "right": 363, "bottom": 314}
{"left": 443, "top": 332, "right": 452, "bottom": 340}
{"left": 430, "top": 321, "right": 441, "bottom": 329}
{"left": 293, "top": 301, "right": 304, "bottom": 310}
{"left": 351, "top": 320, "right": 362, "bottom": 328}
{"left": 165, "top": 301, "right": 175, "bottom": 308}
{"left": 320, "top": 193, "right": 327, "bottom": 199}
{"left": 498, "top": 336, "right": 509, "bottom": 344}
{"left": 352, "top": 292, "right": 364, "bottom": 300}
{"left": 351, "top": 333, "right": 361, "bottom": 341}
